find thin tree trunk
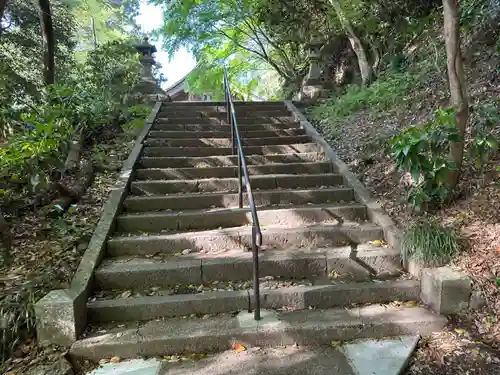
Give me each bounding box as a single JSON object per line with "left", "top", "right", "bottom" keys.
{"left": 0, "top": 210, "right": 11, "bottom": 264}
{"left": 330, "top": 0, "right": 373, "bottom": 86}
{"left": 443, "top": 0, "right": 468, "bottom": 188}
{"left": 0, "top": 0, "right": 7, "bottom": 20}
{"left": 38, "top": 0, "right": 55, "bottom": 85}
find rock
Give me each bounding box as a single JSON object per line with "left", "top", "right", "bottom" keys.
{"left": 26, "top": 357, "right": 73, "bottom": 375}
{"left": 469, "top": 290, "right": 487, "bottom": 310}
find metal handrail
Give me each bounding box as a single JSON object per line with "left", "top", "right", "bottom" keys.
{"left": 223, "top": 68, "right": 262, "bottom": 321}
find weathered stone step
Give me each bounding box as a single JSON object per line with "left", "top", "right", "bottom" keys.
{"left": 106, "top": 222, "right": 384, "bottom": 256}
{"left": 157, "top": 110, "right": 291, "bottom": 118}
{"left": 123, "top": 187, "right": 354, "bottom": 212}
{"left": 87, "top": 280, "right": 418, "bottom": 322}
{"left": 115, "top": 203, "right": 367, "bottom": 233}
{"left": 96, "top": 245, "right": 401, "bottom": 290}
{"left": 144, "top": 135, "right": 311, "bottom": 148}
{"left": 134, "top": 162, "right": 332, "bottom": 181}
{"left": 155, "top": 117, "right": 297, "bottom": 125}
{"left": 70, "top": 306, "right": 447, "bottom": 361}
{"left": 152, "top": 123, "right": 300, "bottom": 131}
{"left": 142, "top": 143, "right": 322, "bottom": 157}
{"left": 160, "top": 101, "right": 286, "bottom": 110}
{"left": 130, "top": 173, "right": 343, "bottom": 195}
{"left": 138, "top": 152, "right": 325, "bottom": 169}
{"left": 148, "top": 129, "right": 305, "bottom": 139}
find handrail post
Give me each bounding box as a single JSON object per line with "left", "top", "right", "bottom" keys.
{"left": 237, "top": 147, "right": 243, "bottom": 209}
{"left": 252, "top": 226, "right": 261, "bottom": 320}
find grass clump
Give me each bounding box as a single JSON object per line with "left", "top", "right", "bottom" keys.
{"left": 401, "top": 220, "right": 463, "bottom": 267}
{"left": 310, "top": 60, "right": 435, "bottom": 127}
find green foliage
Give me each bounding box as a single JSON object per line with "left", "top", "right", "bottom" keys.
{"left": 391, "top": 108, "right": 460, "bottom": 210}
{"left": 0, "top": 40, "right": 142, "bottom": 204}
{"left": 401, "top": 219, "right": 463, "bottom": 267}
{"left": 152, "top": 0, "right": 308, "bottom": 97}
{"left": 469, "top": 100, "right": 500, "bottom": 168}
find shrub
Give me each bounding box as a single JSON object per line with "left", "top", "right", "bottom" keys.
{"left": 401, "top": 219, "right": 463, "bottom": 267}
{"left": 391, "top": 108, "right": 460, "bottom": 211}
{"left": 468, "top": 100, "right": 500, "bottom": 168}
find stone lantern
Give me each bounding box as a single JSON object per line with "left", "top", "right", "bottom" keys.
{"left": 301, "top": 36, "right": 326, "bottom": 101}
{"left": 127, "top": 37, "right": 168, "bottom": 105}
{"left": 135, "top": 37, "right": 157, "bottom": 80}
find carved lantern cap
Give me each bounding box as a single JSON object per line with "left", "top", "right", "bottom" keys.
{"left": 308, "top": 35, "right": 323, "bottom": 48}
{"left": 135, "top": 37, "right": 157, "bottom": 56}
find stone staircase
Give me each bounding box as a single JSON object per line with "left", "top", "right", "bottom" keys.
{"left": 70, "top": 101, "right": 446, "bottom": 362}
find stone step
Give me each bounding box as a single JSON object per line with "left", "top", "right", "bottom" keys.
{"left": 148, "top": 129, "right": 305, "bottom": 139}
{"left": 144, "top": 135, "right": 311, "bottom": 148}
{"left": 87, "top": 280, "right": 418, "bottom": 322}
{"left": 137, "top": 153, "right": 325, "bottom": 169}
{"left": 95, "top": 245, "right": 401, "bottom": 290}
{"left": 157, "top": 110, "right": 291, "bottom": 118}
{"left": 106, "top": 222, "right": 384, "bottom": 256}
{"left": 123, "top": 187, "right": 354, "bottom": 212}
{"left": 152, "top": 123, "right": 300, "bottom": 131}
{"left": 160, "top": 101, "right": 286, "bottom": 110}
{"left": 130, "top": 173, "right": 344, "bottom": 195}
{"left": 70, "top": 306, "right": 447, "bottom": 361}
{"left": 142, "top": 143, "right": 322, "bottom": 157}
{"left": 115, "top": 203, "right": 367, "bottom": 233}
{"left": 154, "top": 117, "right": 297, "bottom": 125}
{"left": 134, "top": 162, "right": 333, "bottom": 180}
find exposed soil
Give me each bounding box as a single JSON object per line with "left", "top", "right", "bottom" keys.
{"left": 302, "top": 35, "right": 500, "bottom": 375}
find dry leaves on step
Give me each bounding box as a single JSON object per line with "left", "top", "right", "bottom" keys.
{"left": 232, "top": 343, "right": 247, "bottom": 352}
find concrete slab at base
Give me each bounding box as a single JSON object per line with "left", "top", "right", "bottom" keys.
{"left": 158, "top": 347, "right": 355, "bottom": 375}
{"left": 342, "top": 335, "right": 420, "bottom": 375}
{"left": 87, "top": 358, "right": 161, "bottom": 375}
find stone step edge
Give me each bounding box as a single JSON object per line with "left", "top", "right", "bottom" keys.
{"left": 142, "top": 142, "right": 322, "bottom": 154}
{"left": 106, "top": 223, "right": 385, "bottom": 255}
{"left": 124, "top": 186, "right": 352, "bottom": 204}
{"left": 96, "top": 245, "right": 401, "bottom": 289}
{"left": 145, "top": 135, "right": 310, "bottom": 142}
{"left": 135, "top": 161, "right": 331, "bottom": 172}
{"left": 130, "top": 172, "right": 344, "bottom": 185}
{"left": 87, "top": 280, "right": 420, "bottom": 322}
{"left": 151, "top": 123, "right": 301, "bottom": 130}
{"left": 70, "top": 306, "right": 447, "bottom": 361}
{"left": 138, "top": 152, "right": 325, "bottom": 162}
{"left": 115, "top": 204, "right": 367, "bottom": 233}
{"left": 117, "top": 202, "right": 365, "bottom": 221}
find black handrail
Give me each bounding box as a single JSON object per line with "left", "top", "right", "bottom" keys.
{"left": 223, "top": 68, "right": 262, "bottom": 321}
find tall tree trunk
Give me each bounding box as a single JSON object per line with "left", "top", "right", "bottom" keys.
{"left": 443, "top": 0, "right": 468, "bottom": 188}
{"left": 330, "top": 0, "right": 373, "bottom": 86}
{"left": 38, "top": 0, "right": 55, "bottom": 85}
{"left": 0, "top": 0, "right": 8, "bottom": 36}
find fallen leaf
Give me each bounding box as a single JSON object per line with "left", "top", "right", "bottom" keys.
{"left": 110, "top": 356, "right": 121, "bottom": 363}
{"left": 121, "top": 290, "right": 132, "bottom": 298}
{"left": 232, "top": 343, "right": 247, "bottom": 352}
{"left": 331, "top": 340, "right": 341, "bottom": 347}
{"left": 454, "top": 328, "right": 466, "bottom": 335}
